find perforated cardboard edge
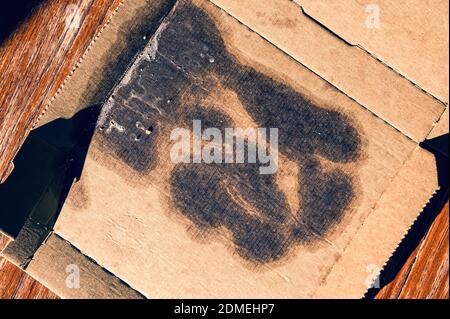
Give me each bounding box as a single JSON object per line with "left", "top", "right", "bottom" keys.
{"left": 25, "top": 232, "right": 145, "bottom": 299}
{"left": 31, "top": 0, "right": 126, "bottom": 130}
{"left": 313, "top": 146, "right": 439, "bottom": 298}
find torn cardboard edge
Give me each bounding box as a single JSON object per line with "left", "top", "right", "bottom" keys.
{"left": 0, "top": 0, "right": 446, "bottom": 298}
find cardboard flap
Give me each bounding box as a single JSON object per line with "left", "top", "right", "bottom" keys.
{"left": 26, "top": 233, "right": 144, "bottom": 299}
{"left": 294, "top": 0, "right": 449, "bottom": 103}
{"left": 209, "top": 0, "right": 445, "bottom": 142}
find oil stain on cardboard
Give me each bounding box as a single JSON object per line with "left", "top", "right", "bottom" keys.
{"left": 96, "top": 0, "right": 362, "bottom": 264}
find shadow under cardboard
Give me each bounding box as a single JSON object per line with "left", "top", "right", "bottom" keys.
{"left": 0, "top": 104, "right": 101, "bottom": 238}
{"left": 0, "top": 0, "right": 45, "bottom": 46}
{"left": 366, "top": 133, "right": 449, "bottom": 299}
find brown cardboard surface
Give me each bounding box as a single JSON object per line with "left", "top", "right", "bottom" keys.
{"left": 294, "top": 0, "right": 449, "bottom": 104}
{"left": 3, "top": 0, "right": 443, "bottom": 298}
{"left": 209, "top": 0, "right": 445, "bottom": 142}
{"left": 428, "top": 107, "right": 449, "bottom": 141}
{"left": 26, "top": 233, "right": 144, "bottom": 299}
{"left": 15, "top": 0, "right": 437, "bottom": 298}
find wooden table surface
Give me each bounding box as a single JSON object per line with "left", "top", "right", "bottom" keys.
{"left": 0, "top": 0, "right": 448, "bottom": 299}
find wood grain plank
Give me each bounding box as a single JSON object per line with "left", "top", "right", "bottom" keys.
{"left": 377, "top": 202, "right": 449, "bottom": 299}
{"left": 0, "top": 0, "right": 120, "bottom": 299}
{"left": 0, "top": 255, "right": 59, "bottom": 299}
{"left": 375, "top": 243, "right": 420, "bottom": 298}
{"left": 0, "top": 0, "right": 122, "bottom": 183}
{"left": 398, "top": 202, "right": 449, "bottom": 298}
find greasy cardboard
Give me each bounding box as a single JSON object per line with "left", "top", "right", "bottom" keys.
{"left": 294, "top": 0, "right": 449, "bottom": 104}
{"left": 2, "top": 0, "right": 444, "bottom": 298}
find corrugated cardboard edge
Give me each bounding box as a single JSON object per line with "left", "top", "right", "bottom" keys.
{"left": 31, "top": 0, "right": 126, "bottom": 129}
{"left": 313, "top": 145, "right": 439, "bottom": 298}
{"left": 26, "top": 232, "right": 144, "bottom": 299}
{"left": 363, "top": 107, "right": 449, "bottom": 297}
{"left": 362, "top": 189, "right": 439, "bottom": 297}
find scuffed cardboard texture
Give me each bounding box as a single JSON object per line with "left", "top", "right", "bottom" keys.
{"left": 3, "top": 218, "right": 49, "bottom": 268}
{"left": 294, "top": 0, "right": 449, "bottom": 104}
{"left": 209, "top": 0, "right": 445, "bottom": 142}
{"left": 26, "top": 233, "right": 144, "bottom": 299}
{"left": 3, "top": 0, "right": 443, "bottom": 298}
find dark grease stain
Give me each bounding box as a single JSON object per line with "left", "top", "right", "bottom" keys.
{"left": 100, "top": 0, "right": 362, "bottom": 264}
{"left": 83, "top": 0, "right": 178, "bottom": 105}
{"left": 179, "top": 105, "right": 233, "bottom": 131}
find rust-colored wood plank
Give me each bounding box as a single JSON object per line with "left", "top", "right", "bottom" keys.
{"left": 1, "top": 233, "right": 58, "bottom": 299}
{"left": 375, "top": 243, "right": 421, "bottom": 298}
{"left": 377, "top": 202, "right": 449, "bottom": 299}
{"left": 0, "top": 0, "right": 121, "bottom": 299}
{"left": 398, "top": 202, "right": 449, "bottom": 299}
{"left": 0, "top": 0, "right": 122, "bottom": 183}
